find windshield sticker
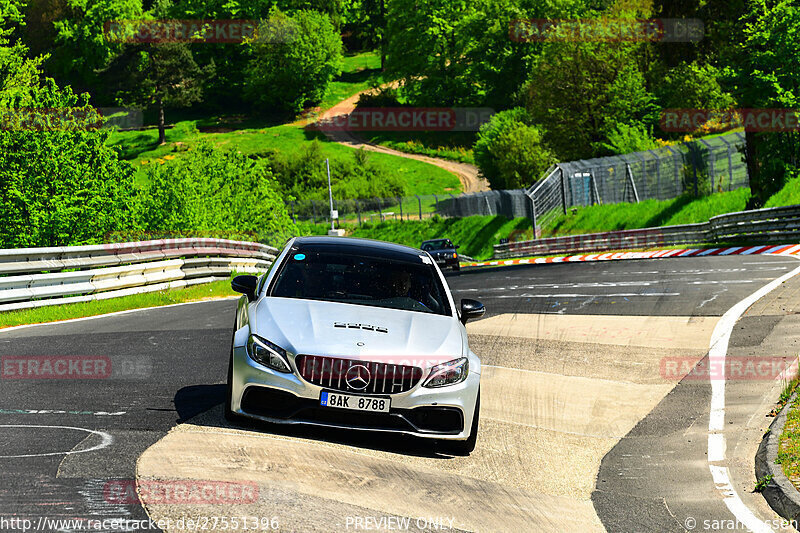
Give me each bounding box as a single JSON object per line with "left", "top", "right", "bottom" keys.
{"left": 294, "top": 253, "right": 306, "bottom": 260}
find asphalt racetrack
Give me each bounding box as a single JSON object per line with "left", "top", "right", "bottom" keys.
{"left": 2, "top": 254, "right": 800, "bottom": 532}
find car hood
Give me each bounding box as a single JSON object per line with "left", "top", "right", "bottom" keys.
{"left": 253, "top": 297, "right": 464, "bottom": 367}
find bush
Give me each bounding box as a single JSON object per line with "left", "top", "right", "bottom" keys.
{"left": 0, "top": 64, "right": 138, "bottom": 247}
{"left": 244, "top": 9, "right": 343, "bottom": 113}
{"left": 269, "top": 140, "right": 407, "bottom": 202}
{"left": 473, "top": 108, "right": 556, "bottom": 190}
{"left": 596, "top": 123, "right": 659, "bottom": 155}
{"left": 135, "top": 142, "right": 297, "bottom": 246}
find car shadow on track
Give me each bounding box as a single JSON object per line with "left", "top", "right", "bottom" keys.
{"left": 174, "top": 384, "right": 456, "bottom": 459}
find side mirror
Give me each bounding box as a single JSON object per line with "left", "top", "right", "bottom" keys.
{"left": 231, "top": 275, "right": 258, "bottom": 302}
{"left": 460, "top": 299, "right": 485, "bottom": 324}
{"left": 454, "top": 245, "right": 460, "bottom": 249}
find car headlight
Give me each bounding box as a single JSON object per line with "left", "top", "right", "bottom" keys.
{"left": 423, "top": 357, "right": 468, "bottom": 388}
{"left": 247, "top": 334, "right": 292, "bottom": 373}
{"left": 452, "top": 253, "right": 457, "bottom": 258}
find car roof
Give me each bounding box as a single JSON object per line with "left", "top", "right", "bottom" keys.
{"left": 290, "top": 236, "right": 427, "bottom": 263}
{"left": 421, "top": 239, "right": 451, "bottom": 245}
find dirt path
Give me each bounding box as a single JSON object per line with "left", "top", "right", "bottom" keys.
{"left": 313, "top": 88, "right": 490, "bottom": 194}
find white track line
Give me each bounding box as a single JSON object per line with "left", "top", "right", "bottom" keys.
{"left": 0, "top": 297, "right": 238, "bottom": 336}
{"left": 0, "top": 425, "right": 113, "bottom": 458}
{"left": 706, "top": 257, "right": 800, "bottom": 532}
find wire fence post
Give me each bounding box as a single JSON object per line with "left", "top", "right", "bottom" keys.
{"left": 719, "top": 135, "right": 734, "bottom": 192}
{"left": 396, "top": 196, "right": 403, "bottom": 220}
{"left": 665, "top": 145, "right": 681, "bottom": 195}
{"left": 560, "top": 167, "right": 567, "bottom": 214}
{"left": 415, "top": 194, "right": 422, "bottom": 220}
{"left": 375, "top": 197, "right": 383, "bottom": 221}
{"left": 433, "top": 194, "right": 439, "bottom": 216}
{"left": 625, "top": 164, "right": 640, "bottom": 203}
{"left": 689, "top": 143, "right": 699, "bottom": 197}
{"left": 355, "top": 199, "right": 361, "bottom": 225}
{"left": 310, "top": 200, "right": 317, "bottom": 224}
{"left": 699, "top": 138, "right": 715, "bottom": 193}
{"left": 648, "top": 150, "right": 661, "bottom": 199}
{"left": 590, "top": 169, "right": 601, "bottom": 205}
{"left": 527, "top": 192, "right": 537, "bottom": 239}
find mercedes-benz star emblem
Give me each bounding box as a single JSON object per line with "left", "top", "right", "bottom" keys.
{"left": 345, "top": 364, "right": 371, "bottom": 391}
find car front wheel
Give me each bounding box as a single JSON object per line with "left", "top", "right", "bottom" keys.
{"left": 225, "top": 324, "right": 244, "bottom": 424}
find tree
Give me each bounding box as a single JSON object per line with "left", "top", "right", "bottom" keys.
{"left": 110, "top": 42, "right": 212, "bottom": 144}
{"left": 473, "top": 108, "right": 556, "bottom": 189}
{"left": 384, "top": 0, "right": 477, "bottom": 106}
{"left": 244, "top": 9, "right": 342, "bottom": 113}
{"left": 726, "top": 0, "right": 800, "bottom": 207}
{"left": 48, "top": 0, "right": 142, "bottom": 99}
{"left": 0, "top": 28, "right": 138, "bottom": 247}
{"left": 523, "top": 36, "right": 657, "bottom": 161}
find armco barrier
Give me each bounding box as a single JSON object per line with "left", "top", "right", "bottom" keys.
{"left": 494, "top": 204, "right": 800, "bottom": 259}
{"left": 0, "top": 238, "right": 278, "bottom": 312}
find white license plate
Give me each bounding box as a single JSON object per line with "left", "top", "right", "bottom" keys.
{"left": 320, "top": 391, "right": 390, "bottom": 413}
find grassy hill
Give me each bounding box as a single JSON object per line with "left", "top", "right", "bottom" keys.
{"left": 106, "top": 51, "right": 460, "bottom": 195}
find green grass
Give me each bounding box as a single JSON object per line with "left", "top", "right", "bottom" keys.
{"left": 0, "top": 280, "right": 236, "bottom": 329}
{"left": 297, "top": 215, "right": 531, "bottom": 260}
{"left": 776, "top": 374, "right": 800, "bottom": 490}
{"left": 319, "top": 51, "right": 384, "bottom": 111}
{"left": 765, "top": 174, "right": 800, "bottom": 208}
{"left": 107, "top": 122, "right": 460, "bottom": 193}
{"left": 106, "top": 49, "right": 459, "bottom": 194}
{"left": 362, "top": 131, "right": 476, "bottom": 164}
{"left": 543, "top": 188, "right": 752, "bottom": 236}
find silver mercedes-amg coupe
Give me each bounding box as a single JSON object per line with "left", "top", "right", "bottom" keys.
{"left": 226, "top": 236, "right": 485, "bottom": 454}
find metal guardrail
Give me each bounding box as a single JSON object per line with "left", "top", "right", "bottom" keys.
{"left": 0, "top": 238, "right": 278, "bottom": 312}
{"left": 493, "top": 204, "right": 800, "bottom": 259}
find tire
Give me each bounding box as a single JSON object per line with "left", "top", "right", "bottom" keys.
{"left": 225, "top": 322, "right": 244, "bottom": 424}
{"left": 452, "top": 263, "right": 461, "bottom": 272}
{"left": 437, "top": 390, "right": 479, "bottom": 456}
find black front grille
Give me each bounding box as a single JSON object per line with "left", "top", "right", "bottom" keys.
{"left": 239, "top": 386, "right": 463, "bottom": 434}
{"left": 296, "top": 355, "right": 423, "bottom": 394}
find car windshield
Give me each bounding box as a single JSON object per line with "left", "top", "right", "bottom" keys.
{"left": 270, "top": 251, "right": 451, "bottom": 316}
{"left": 422, "top": 240, "right": 452, "bottom": 251}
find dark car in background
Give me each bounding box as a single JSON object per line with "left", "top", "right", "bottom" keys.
{"left": 421, "top": 239, "right": 461, "bottom": 272}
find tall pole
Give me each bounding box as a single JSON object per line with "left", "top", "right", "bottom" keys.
{"left": 326, "top": 158, "right": 334, "bottom": 231}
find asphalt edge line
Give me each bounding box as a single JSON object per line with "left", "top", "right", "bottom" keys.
{"left": 706, "top": 257, "right": 800, "bottom": 533}
{"left": 0, "top": 296, "right": 239, "bottom": 336}
{"left": 463, "top": 245, "right": 800, "bottom": 269}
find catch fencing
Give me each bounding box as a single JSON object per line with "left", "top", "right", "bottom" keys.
{"left": 0, "top": 238, "right": 277, "bottom": 312}
{"left": 287, "top": 194, "right": 455, "bottom": 224}
{"left": 527, "top": 131, "right": 749, "bottom": 231}
{"left": 493, "top": 203, "right": 800, "bottom": 258}
{"left": 287, "top": 132, "right": 748, "bottom": 227}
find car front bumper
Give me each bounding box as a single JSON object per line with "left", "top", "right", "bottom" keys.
{"left": 433, "top": 256, "right": 459, "bottom": 268}
{"left": 230, "top": 332, "right": 480, "bottom": 441}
